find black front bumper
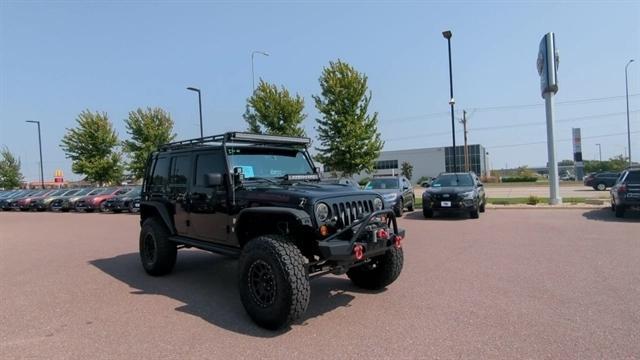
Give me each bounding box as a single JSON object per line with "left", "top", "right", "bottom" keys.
{"left": 316, "top": 209, "right": 404, "bottom": 263}
{"left": 423, "top": 199, "right": 477, "bottom": 212}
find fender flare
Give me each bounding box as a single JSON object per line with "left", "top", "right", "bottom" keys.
{"left": 140, "top": 201, "right": 176, "bottom": 234}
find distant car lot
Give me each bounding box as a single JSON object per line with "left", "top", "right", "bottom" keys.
{"left": 1, "top": 210, "right": 638, "bottom": 359}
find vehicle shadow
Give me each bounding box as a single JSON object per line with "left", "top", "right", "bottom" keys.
{"left": 581, "top": 207, "right": 640, "bottom": 222}
{"left": 400, "top": 210, "right": 471, "bottom": 221}
{"left": 90, "top": 251, "right": 365, "bottom": 337}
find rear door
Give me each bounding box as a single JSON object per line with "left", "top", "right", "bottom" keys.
{"left": 169, "top": 155, "right": 192, "bottom": 236}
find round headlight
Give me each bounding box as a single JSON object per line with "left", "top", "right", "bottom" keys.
{"left": 373, "top": 198, "right": 383, "bottom": 210}
{"left": 316, "top": 203, "right": 330, "bottom": 222}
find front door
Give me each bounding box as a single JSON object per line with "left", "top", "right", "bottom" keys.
{"left": 189, "top": 151, "right": 230, "bottom": 244}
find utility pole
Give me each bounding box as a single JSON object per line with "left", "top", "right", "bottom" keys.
{"left": 459, "top": 110, "right": 470, "bottom": 172}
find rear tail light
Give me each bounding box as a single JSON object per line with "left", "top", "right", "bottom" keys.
{"left": 618, "top": 184, "right": 628, "bottom": 194}
{"left": 353, "top": 244, "right": 364, "bottom": 260}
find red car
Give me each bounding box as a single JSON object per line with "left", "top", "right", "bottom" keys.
{"left": 74, "top": 187, "right": 132, "bottom": 212}
{"left": 16, "top": 189, "right": 56, "bottom": 211}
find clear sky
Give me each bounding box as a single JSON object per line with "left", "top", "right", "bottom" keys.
{"left": 1, "top": 0, "right": 639, "bottom": 181}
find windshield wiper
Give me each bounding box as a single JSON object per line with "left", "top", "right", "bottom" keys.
{"left": 244, "top": 176, "right": 280, "bottom": 184}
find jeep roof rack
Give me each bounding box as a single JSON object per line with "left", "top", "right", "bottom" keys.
{"left": 158, "top": 132, "right": 311, "bottom": 151}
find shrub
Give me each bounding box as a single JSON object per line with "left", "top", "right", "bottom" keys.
{"left": 526, "top": 195, "right": 541, "bottom": 205}
{"left": 480, "top": 176, "right": 500, "bottom": 183}
{"left": 501, "top": 176, "right": 538, "bottom": 183}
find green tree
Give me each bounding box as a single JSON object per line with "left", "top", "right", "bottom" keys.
{"left": 313, "top": 60, "right": 383, "bottom": 176}
{"left": 0, "top": 146, "right": 23, "bottom": 188}
{"left": 400, "top": 161, "right": 413, "bottom": 180}
{"left": 123, "top": 107, "right": 176, "bottom": 180}
{"left": 60, "top": 110, "right": 123, "bottom": 185}
{"left": 584, "top": 155, "right": 629, "bottom": 173}
{"left": 244, "top": 80, "right": 307, "bottom": 137}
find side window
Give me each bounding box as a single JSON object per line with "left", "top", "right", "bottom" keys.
{"left": 195, "top": 152, "right": 226, "bottom": 187}
{"left": 150, "top": 157, "right": 170, "bottom": 194}
{"left": 169, "top": 156, "right": 191, "bottom": 195}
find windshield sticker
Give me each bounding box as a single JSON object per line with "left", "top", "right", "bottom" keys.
{"left": 237, "top": 166, "right": 255, "bottom": 178}
{"left": 432, "top": 183, "right": 441, "bottom": 187}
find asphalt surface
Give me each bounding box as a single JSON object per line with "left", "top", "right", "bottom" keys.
{"left": 1, "top": 209, "right": 639, "bottom": 359}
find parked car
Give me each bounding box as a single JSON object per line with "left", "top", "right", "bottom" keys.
{"left": 318, "top": 177, "right": 361, "bottom": 191}
{"left": 0, "top": 190, "right": 35, "bottom": 210}
{"left": 138, "top": 131, "right": 404, "bottom": 329}
{"left": 363, "top": 176, "right": 415, "bottom": 216}
{"left": 75, "top": 187, "right": 130, "bottom": 212}
{"left": 13, "top": 190, "right": 54, "bottom": 211}
{"left": 102, "top": 187, "right": 141, "bottom": 213}
{"left": 50, "top": 187, "right": 97, "bottom": 212}
{"left": 610, "top": 167, "right": 640, "bottom": 218}
{"left": 584, "top": 172, "right": 619, "bottom": 191}
{"left": 30, "top": 188, "right": 80, "bottom": 211}
{"left": 422, "top": 172, "right": 486, "bottom": 219}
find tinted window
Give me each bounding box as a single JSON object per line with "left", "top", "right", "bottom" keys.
{"left": 432, "top": 174, "right": 474, "bottom": 187}
{"left": 626, "top": 171, "right": 640, "bottom": 183}
{"left": 150, "top": 157, "right": 170, "bottom": 193}
{"left": 170, "top": 156, "right": 191, "bottom": 191}
{"left": 365, "top": 178, "right": 399, "bottom": 190}
{"left": 195, "top": 152, "right": 226, "bottom": 186}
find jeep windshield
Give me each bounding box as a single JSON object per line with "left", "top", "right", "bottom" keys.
{"left": 227, "top": 147, "right": 314, "bottom": 180}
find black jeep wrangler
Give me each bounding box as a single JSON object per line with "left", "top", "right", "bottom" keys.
{"left": 139, "top": 132, "right": 405, "bottom": 329}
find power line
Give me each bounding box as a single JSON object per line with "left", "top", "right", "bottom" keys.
{"left": 381, "top": 93, "right": 640, "bottom": 123}
{"left": 486, "top": 130, "right": 640, "bottom": 150}
{"left": 385, "top": 110, "right": 639, "bottom": 141}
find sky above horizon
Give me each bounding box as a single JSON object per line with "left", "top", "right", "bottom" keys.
{"left": 1, "top": 0, "right": 639, "bottom": 182}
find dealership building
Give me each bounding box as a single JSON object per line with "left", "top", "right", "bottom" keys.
{"left": 343, "top": 144, "right": 489, "bottom": 182}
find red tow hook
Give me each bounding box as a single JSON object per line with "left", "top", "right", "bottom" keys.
{"left": 393, "top": 235, "right": 403, "bottom": 249}
{"left": 376, "top": 228, "right": 389, "bottom": 240}
{"left": 353, "top": 244, "right": 365, "bottom": 260}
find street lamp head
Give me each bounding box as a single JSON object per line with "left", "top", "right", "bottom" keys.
{"left": 26, "top": 120, "right": 39, "bottom": 124}
{"left": 449, "top": 98, "right": 455, "bottom": 105}
{"left": 186, "top": 87, "right": 200, "bottom": 92}
{"left": 442, "top": 30, "right": 452, "bottom": 39}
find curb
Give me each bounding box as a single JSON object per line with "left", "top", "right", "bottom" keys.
{"left": 487, "top": 205, "right": 606, "bottom": 210}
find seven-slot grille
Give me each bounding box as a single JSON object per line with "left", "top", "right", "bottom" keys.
{"left": 326, "top": 198, "right": 376, "bottom": 228}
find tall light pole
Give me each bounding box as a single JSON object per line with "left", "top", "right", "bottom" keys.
{"left": 442, "top": 30, "right": 457, "bottom": 172}
{"left": 595, "top": 143, "right": 602, "bottom": 161}
{"left": 251, "top": 50, "right": 269, "bottom": 92}
{"left": 625, "top": 59, "right": 634, "bottom": 166}
{"left": 186, "top": 87, "right": 203, "bottom": 138}
{"left": 25, "top": 120, "right": 44, "bottom": 189}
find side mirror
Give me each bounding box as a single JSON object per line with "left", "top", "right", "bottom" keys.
{"left": 403, "top": 185, "right": 410, "bottom": 190}
{"left": 205, "top": 173, "right": 223, "bottom": 187}
{"left": 477, "top": 183, "right": 484, "bottom": 187}
{"left": 233, "top": 167, "right": 245, "bottom": 183}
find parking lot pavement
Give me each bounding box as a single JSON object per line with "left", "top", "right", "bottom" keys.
{"left": 1, "top": 210, "right": 638, "bottom": 359}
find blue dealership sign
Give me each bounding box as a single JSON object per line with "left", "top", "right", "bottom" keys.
{"left": 537, "top": 32, "right": 559, "bottom": 98}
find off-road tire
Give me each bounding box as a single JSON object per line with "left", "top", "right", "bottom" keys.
{"left": 238, "top": 235, "right": 310, "bottom": 330}
{"left": 139, "top": 218, "right": 177, "bottom": 276}
{"left": 470, "top": 208, "right": 480, "bottom": 219}
{"left": 615, "top": 204, "right": 625, "bottom": 218}
{"left": 479, "top": 200, "right": 486, "bottom": 213}
{"left": 347, "top": 247, "right": 403, "bottom": 290}
{"left": 407, "top": 196, "right": 415, "bottom": 212}
{"left": 423, "top": 208, "right": 434, "bottom": 218}
{"left": 596, "top": 183, "right": 606, "bottom": 191}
